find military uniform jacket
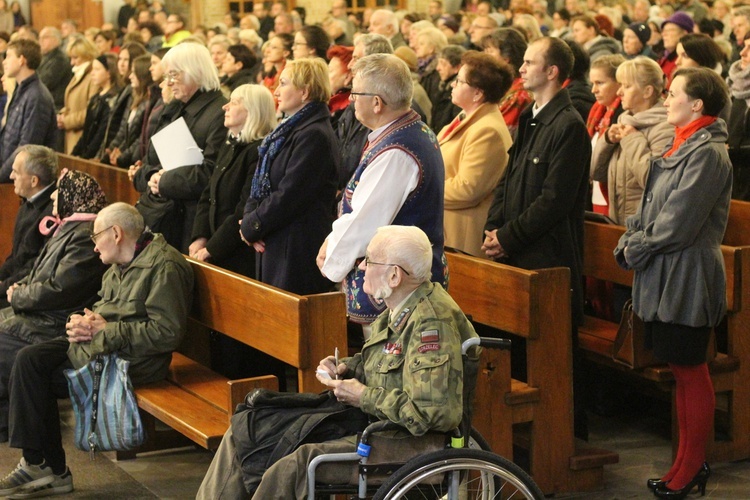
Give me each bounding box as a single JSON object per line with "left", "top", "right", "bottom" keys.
{"left": 345, "top": 281, "right": 478, "bottom": 436}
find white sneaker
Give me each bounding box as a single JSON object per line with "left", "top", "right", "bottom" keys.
{"left": 0, "top": 458, "right": 54, "bottom": 496}
{"left": 8, "top": 468, "right": 73, "bottom": 498}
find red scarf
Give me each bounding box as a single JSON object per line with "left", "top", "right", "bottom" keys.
{"left": 663, "top": 115, "right": 717, "bottom": 158}
{"left": 328, "top": 89, "right": 351, "bottom": 115}
{"left": 585, "top": 98, "right": 621, "bottom": 138}
{"left": 439, "top": 112, "right": 465, "bottom": 141}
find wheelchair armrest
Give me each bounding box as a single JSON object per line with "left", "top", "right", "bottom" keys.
{"left": 360, "top": 420, "right": 403, "bottom": 445}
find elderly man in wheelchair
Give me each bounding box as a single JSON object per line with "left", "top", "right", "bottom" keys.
{"left": 197, "top": 225, "right": 542, "bottom": 499}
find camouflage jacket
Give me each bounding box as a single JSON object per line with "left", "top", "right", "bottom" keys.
{"left": 344, "top": 281, "right": 477, "bottom": 436}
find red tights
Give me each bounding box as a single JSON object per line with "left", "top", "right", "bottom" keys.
{"left": 661, "top": 363, "right": 714, "bottom": 490}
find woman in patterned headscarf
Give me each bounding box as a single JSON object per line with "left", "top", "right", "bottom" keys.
{"left": 0, "top": 168, "right": 108, "bottom": 442}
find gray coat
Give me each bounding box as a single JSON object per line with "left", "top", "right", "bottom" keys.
{"left": 614, "top": 120, "right": 732, "bottom": 327}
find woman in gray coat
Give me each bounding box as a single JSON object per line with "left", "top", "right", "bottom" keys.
{"left": 614, "top": 68, "right": 732, "bottom": 498}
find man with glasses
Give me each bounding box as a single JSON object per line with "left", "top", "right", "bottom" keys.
{"left": 162, "top": 14, "right": 191, "bottom": 47}
{"left": 317, "top": 54, "right": 446, "bottom": 340}
{"left": 0, "top": 203, "right": 193, "bottom": 497}
{"left": 468, "top": 14, "right": 498, "bottom": 50}
{"left": 200, "top": 225, "right": 475, "bottom": 500}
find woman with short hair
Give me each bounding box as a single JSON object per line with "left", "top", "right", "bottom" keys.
{"left": 675, "top": 33, "right": 726, "bottom": 74}
{"left": 439, "top": 51, "right": 513, "bottom": 257}
{"left": 240, "top": 58, "right": 338, "bottom": 295}
{"left": 132, "top": 42, "right": 228, "bottom": 252}
{"left": 220, "top": 44, "right": 258, "bottom": 96}
{"left": 57, "top": 37, "right": 99, "bottom": 154}
{"left": 292, "top": 25, "right": 331, "bottom": 62}
{"left": 326, "top": 44, "right": 353, "bottom": 129}
{"left": 414, "top": 27, "right": 447, "bottom": 109}
{"left": 616, "top": 67, "right": 732, "bottom": 499}
{"left": 606, "top": 56, "right": 674, "bottom": 224}
{"left": 261, "top": 33, "right": 293, "bottom": 103}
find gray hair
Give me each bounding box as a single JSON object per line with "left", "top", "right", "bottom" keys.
{"left": 439, "top": 44, "right": 465, "bottom": 67}
{"left": 97, "top": 202, "right": 145, "bottom": 239}
{"left": 162, "top": 42, "right": 221, "bottom": 91}
{"left": 16, "top": 145, "right": 57, "bottom": 187}
{"left": 357, "top": 33, "right": 394, "bottom": 55}
{"left": 230, "top": 84, "right": 277, "bottom": 143}
{"left": 372, "top": 225, "right": 432, "bottom": 283}
{"left": 352, "top": 53, "right": 413, "bottom": 110}
{"left": 208, "top": 34, "right": 230, "bottom": 51}
{"left": 372, "top": 9, "right": 400, "bottom": 35}
{"left": 40, "top": 27, "right": 62, "bottom": 44}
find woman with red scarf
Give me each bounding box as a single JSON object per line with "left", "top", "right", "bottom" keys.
{"left": 615, "top": 68, "right": 732, "bottom": 498}
{"left": 586, "top": 54, "right": 624, "bottom": 215}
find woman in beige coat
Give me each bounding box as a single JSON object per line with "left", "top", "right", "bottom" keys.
{"left": 439, "top": 51, "right": 513, "bottom": 257}
{"left": 57, "top": 37, "right": 99, "bottom": 154}
{"left": 599, "top": 56, "right": 674, "bottom": 224}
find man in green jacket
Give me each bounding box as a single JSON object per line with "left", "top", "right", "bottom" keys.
{"left": 0, "top": 202, "right": 193, "bottom": 498}
{"left": 198, "top": 225, "right": 478, "bottom": 499}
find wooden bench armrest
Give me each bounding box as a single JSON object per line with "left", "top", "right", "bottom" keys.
{"left": 227, "top": 375, "right": 280, "bottom": 417}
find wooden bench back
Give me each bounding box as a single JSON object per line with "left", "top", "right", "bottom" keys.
{"left": 445, "top": 252, "right": 575, "bottom": 493}
{"left": 57, "top": 154, "right": 140, "bottom": 206}
{"left": 725, "top": 200, "right": 750, "bottom": 247}
{"left": 583, "top": 221, "right": 742, "bottom": 312}
{"left": 185, "top": 259, "right": 347, "bottom": 392}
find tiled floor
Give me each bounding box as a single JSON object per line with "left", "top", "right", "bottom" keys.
{"left": 113, "top": 400, "right": 750, "bottom": 499}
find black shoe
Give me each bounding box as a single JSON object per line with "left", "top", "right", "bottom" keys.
{"left": 653, "top": 463, "right": 710, "bottom": 499}
{"left": 646, "top": 478, "right": 668, "bottom": 491}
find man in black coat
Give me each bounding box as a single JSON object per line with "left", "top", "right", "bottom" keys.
{"left": 482, "top": 37, "right": 591, "bottom": 438}
{"left": 0, "top": 146, "right": 57, "bottom": 308}
{"left": 36, "top": 28, "right": 72, "bottom": 113}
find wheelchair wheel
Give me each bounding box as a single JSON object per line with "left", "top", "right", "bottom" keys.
{"left": 468, "top": 427, "right": 493, "bottom": 452}
{"left": 372, "top": 448, "right": 544, "bottom": 500}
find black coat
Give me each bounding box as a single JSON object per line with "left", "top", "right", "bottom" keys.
{"left": 0, "top": 185, "right": 55, "bottom": 304}
{"left": 134, "top": 89, "right": 228, "bottom": 252}
{"left": 192, "top": 137, "right": 261, "bottom": 278}
{"left": 221, "top": 68, "right": 257, "bottom": 95}
{"left": 240, "top": 103, "right": 338, "bottom": 295}
{"left": 486, "top": 89, "right": 590, "bottom": 324}
{"left": 430, "top": 74, "right": 461, "bottom": 133}
{"left": 71, "top": 88, "right": 119, "bottom": 159}
{"left": 728, "top": 97, "right": 750, "bottom": 200}
{"left": 565, "top": 78, "right": 595, "bottom": 123}
{"left": 334, "top": 103, "right": 367, "bottom": 191}
{"left": 37, "top": 48, "right": 72, "bottom": 110}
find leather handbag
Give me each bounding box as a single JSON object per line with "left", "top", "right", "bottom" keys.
{"left": 612, "top": 299, "right": 660, "bottom": 369}
{"left": 64, "top": 354, "right": 145, "bottom": 456}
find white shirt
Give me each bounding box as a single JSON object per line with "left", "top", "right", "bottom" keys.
{"left": 322, "top": 119, "right": 420, "bottom": 282}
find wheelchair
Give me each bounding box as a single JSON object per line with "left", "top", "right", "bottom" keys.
{"left": 306, "top": 337, "right": 545, "bottom": 499}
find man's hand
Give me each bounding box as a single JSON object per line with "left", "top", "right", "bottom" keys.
{"left": 66, "top": 308, "right": 107, "bottom": 343}
{"left": 6, "top": 283, "right": 20, "bottom": 303}
{"left": 317, "top": 377, "right": 366, "bottom": 407}
{"left": 316, "top": 355, "right": 345, "bottom": 380}
{"left": 189, "top": 238, "right": 207, "bottom": 258}
{"left": 481, "top": 229, "right": 507, "bottom": 259}
{"left": 128, "top": 161, "right": 142, "bottom": 182}
{"left": 316, "top": 238, "right": 328, "bottom": 276}
{"left": 148, "top": 170, "right": 164, "bottom": 195}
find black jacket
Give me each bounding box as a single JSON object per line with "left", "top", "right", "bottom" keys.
{"left": 430, "top": 74, "right": 461, "bottom": 134}
{"left": 486, "top": 89, "right": 590, "bottom": 324}
{"left": 221, "top": 68, "right": 257, "bottom": 96}
{"left": 71, "top": 88, "right": 119, "bottom": 159}
{"left": 37, "top": 47, "right": 72, "bottom": 110}
{"left": 0, "top": 184, "right": 55, "bottom": 304}
{"left": 565, "top": 78, "right": 595, "bottom": 123}
{"left": 334, "top": 103, "right": 367, "bottom": 191}
{"left": 728, "top": 97, "right": 750, "bottom": 200}
{"left": 240, "top": 102, "right": 338, "bottom": 295}
{"left": 134, "top": 89, "right": 228, "bottom": 252}
{"left": 191, "top": 137, "right": 261, "bottom": 278}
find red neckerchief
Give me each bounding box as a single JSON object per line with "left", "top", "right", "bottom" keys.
{"left": 663, "top": 115, "right": 717, "bottom": 158}
{"left": 328, "top": 90, "right": 351, "bottom": 115}
{"left": 439, "top": 112, "right": 465, "bottom": 141}
{"left": 586, "top": 98, "right": 621, "bottom": 138}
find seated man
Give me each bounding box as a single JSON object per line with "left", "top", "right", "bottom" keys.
{"left": 198, "top": 225, "right": 478, "bottom": 499}
{"left": 0, "top": 202, "right": 194, "bottom": 497}
{"left": 0, "top": 145, "right": 57, "bottom": 307}
{"left": 0, "top": 168, "right": 108, "bottom": 442}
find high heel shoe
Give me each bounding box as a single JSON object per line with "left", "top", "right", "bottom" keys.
{"left": 653, "top": 463, "right": 710, "bottom": 499}
{"left": 646, "top": 478, "right": 668, "bottom": 491}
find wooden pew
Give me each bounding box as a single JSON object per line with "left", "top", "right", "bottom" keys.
{"left": 580, "top": 221, "right": 750, "bottom": 463}
{"left": 57, "top": 154, "right": 140, "bottom": 205}
{"left": 125, "top": 259, "right": 348, "bottom": 457}
{"left": 446, "top": 252, "right": 618, "bottom": 495}
{"left": 724, "top": 199, "right": 750, "bottom": 247}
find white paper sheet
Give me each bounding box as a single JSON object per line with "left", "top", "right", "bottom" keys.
{"left": 150, "top": 117, "right": 204, "bottom": 170}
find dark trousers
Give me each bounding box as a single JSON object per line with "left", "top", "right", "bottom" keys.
{"left": 8, "top": 337, "right": 72, "bottom": 472}
{"left": 0, "top": 333, "right": 35, "bottom": 437}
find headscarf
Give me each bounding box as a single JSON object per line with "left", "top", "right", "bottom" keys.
{"left": 39, "top": 169, "right": 107, "bottom": 236}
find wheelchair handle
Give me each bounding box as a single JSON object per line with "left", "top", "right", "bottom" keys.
{"left": 462, "top": 337, "right": 512, "bottom": 354}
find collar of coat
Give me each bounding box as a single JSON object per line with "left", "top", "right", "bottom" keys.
{"left": 438, "top": 102, "right": 499, "bottom": 144}
{"left": 659, "top": 119, "right": 728, "bottom": 168}
{"left": 521, "top": 88, "right": 574, "bottom": 126}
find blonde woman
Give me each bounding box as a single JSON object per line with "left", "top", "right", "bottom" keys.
{"left": 605, "top": 56, "right": 674, "bottom": 224}
{"left": 57, "top": 37, "right": 99, "bottom": 154}
{"left": 190, "top": 84, "right": 277, "bottom": 277}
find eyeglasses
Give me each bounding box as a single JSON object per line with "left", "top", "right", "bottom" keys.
{"left": 292, "top": 41, "right": 307, "bottom": 47}
{"left": 350, "top": 92, "right": 388, "bottom": 105}
{"left": 452, "top": 78, "right": 470, "bottom": 87}
{"left": 165, "top": 70, "right": 182, "bottom": 83}
{"left": 90, "top": 225, "right": 114, "bottom": 244}
{"left": 364, "top": 255, "right": 411, "bottom": 275}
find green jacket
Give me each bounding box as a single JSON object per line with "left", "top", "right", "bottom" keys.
{"left": 67, "top": 233, "right": 194, "bottom": 385}
{"left": 345, "top": 281, "right": 478, "bottom": 436}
